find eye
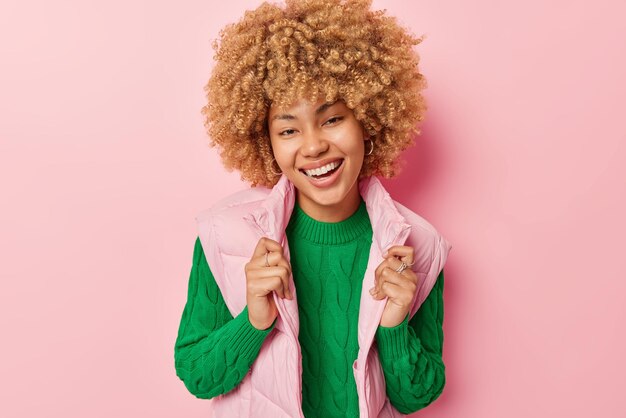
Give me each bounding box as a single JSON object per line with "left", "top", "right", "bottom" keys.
{"left": 324, "top": 116, "right": 343, "bottom": 125}
{"left": 279, "top": 128, "right": 297, "bottom": 137}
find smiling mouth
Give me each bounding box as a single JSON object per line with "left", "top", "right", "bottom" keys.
{"left": 299, "top": 159, "right": 344, "bottom": 179}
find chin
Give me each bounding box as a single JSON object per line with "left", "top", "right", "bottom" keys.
{"left": 298, "top": 181, "right": 355, "bottom": 207}
{"left": 305, "top": 193, "right": 346, "bottom": 207}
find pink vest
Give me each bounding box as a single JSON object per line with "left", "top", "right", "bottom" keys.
{"left": 196, "top": 175, "right": 452, "bottom": 418}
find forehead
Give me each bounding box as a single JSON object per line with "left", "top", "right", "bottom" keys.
{"left": 268, "top": 98, "right": 343, "bottom": 121}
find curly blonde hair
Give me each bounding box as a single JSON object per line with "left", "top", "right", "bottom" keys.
{"left": 202, "top": 0, "right": 427, "bottom": 187}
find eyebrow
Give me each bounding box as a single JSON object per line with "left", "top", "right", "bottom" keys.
{"left": 270, "top": 101, "right": 337, "bottom": 122}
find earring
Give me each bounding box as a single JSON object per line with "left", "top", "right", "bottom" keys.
{"left": 269, "top": 158, "right": 282, "bottom": 175}
{"left": 364, "top": 138, "right": 374, "bottom": 156}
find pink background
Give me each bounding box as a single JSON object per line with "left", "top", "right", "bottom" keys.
{"left": 1, "top": 0, "right": 625, "bottom": 417}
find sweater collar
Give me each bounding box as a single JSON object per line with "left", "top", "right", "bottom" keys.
{"left": 285, "top": 198, "right": 371, "bottom": 245}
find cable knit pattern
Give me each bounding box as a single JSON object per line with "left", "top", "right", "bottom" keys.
{"left": 285, "top": 199, "right": 372, "bottom": 417}
{"left": 375, "top": 269, "right": 446, "bottom": 414}
{"left": 174, "top": 199, "right": 446, "bottom": 416}
{"left": 174, "top": 238, "right": 276, "bottom": 398}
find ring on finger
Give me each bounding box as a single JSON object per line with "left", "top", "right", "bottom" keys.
{"left": 395, "top": 261, "right": 408, "bottom": 274}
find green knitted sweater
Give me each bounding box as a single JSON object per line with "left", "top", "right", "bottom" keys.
{"left": 174, "top": 199, "right": 446, "bottom": 416}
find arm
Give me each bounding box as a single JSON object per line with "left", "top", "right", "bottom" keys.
{"left": 174, "top": 237, "right": 276, "bottom": 399}
{"left": 374, "top": 269, "right": 446, "bottom": 414}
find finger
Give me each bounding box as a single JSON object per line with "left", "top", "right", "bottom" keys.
{"left": 268, "top": 264, "right": 291, "bottom": 300}
{"left": 374, "top": 259, "right": 393, "bottom": 295}
{"left": 374, "top": 258, "right": 391, "bottom": 284}
{"left": 250, "top": 275, "right": 286, "bottom": 299}
{"left": 252, "top": 249, "right": 284, "bottom": 268}
{"left": 373, "top": 258, "right": 411, "bottom": 293}
{"left": 249, "top": 249, "right": 293, "bottom": 300}
{"left": 371, "top": 271, "right": 393, "bottom": 300}
{"left": 275, "top": 258, "right": 293, "bottom": 299}
{"left": 262, "top": 276, "right": 286, "bottom": 299}
{"left": 251, "top": 237, "right": 284, "bottom": 259}
{"left": 371, "top": 272, "right": 413, "bottom": 304}
{"left": 371, "top": 266, "right": 416, "bottom": 299}
{"left": 254, "top": 264, "right": 288, "bottom": 276}
{"left": 384, "top": 257, "right": 418, "bottom": 283}
{"left": 378, "top": 281, "right": 414, "bottom": 306}
{"left": 252, "top": 264, "right": 289, "bottom": 284}
{"left": 382, "top": 245, "right": 415, "bottom": 266}
{"left": 373, "top": 262, "right": 392, "bottom": 295}
{"left": 382, "top": 268, "right": 417, "bottom": 294}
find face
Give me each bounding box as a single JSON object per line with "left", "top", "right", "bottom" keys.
{"left": 268, "top": 97, "right": 367, "bottom": 222}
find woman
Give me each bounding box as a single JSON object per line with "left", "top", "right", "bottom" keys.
{"left": 174, "top": 1, "right": 452, "bottom": 417}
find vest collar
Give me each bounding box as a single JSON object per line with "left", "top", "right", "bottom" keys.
{"left": 243, "top": 174, "right": 296, "bottom": 242}
{"left": 244, "top": 174, "right": 412, "bottom": 254}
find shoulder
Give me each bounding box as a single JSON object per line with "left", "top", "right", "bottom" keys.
{"left": 195, "top": 186, "right": 272, "bottom": 257}
{"left": 390, "top": 198, "right": 452, "bottom": 315}
{"left": 392, "top": 199, "right": 445, "bottom": 241}
{"left": 195, "top": 185, "right": 271, "bottom": 224}
{"left": 391, "top": 197, "right": 452, "bottom": 275}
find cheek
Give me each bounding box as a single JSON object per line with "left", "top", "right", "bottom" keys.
{"left": 338, "top": 125, "right": 365, "bottom": 154}
{"left": 340, "top": 137, "right": 365, "bottom": 161}
{"left": 329, "top": 129, "right": 362, "bottom": 151}
{"left": 346, "top": 140, "right": 365, "bottom": 172}
{"left": 270, "top": 141, "right": 296, "bottom": 167}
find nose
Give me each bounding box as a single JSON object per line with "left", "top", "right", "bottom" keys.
{"left": 300, "top": 129, "right": 329, "bottom": 157}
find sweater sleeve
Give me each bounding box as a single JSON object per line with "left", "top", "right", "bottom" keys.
{"left": 174, "top": 237, "right": 276, "bottom": 399}
{"left": 374, "top": 269, "right": 446, "bottom": 414}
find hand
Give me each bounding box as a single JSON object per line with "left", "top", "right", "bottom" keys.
{"left": 370, "top": 245, "right": 419, "bottom": 327}
{"left": 245, "top": 237, "right": 293, "bottom": 330}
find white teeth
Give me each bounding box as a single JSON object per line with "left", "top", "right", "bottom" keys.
{"left": 303, "top": 160, "right": 341, "bottom": 177}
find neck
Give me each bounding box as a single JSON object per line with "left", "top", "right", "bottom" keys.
{"left": 295, "top": 181, "right": 362, "bottom": 222}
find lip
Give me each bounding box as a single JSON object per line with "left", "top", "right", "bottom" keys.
{"left": 300, "top": 159, "right": 345, "bottom": 188}
{"left": 298, "top": 158, "right": 344, "bottom": 171}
